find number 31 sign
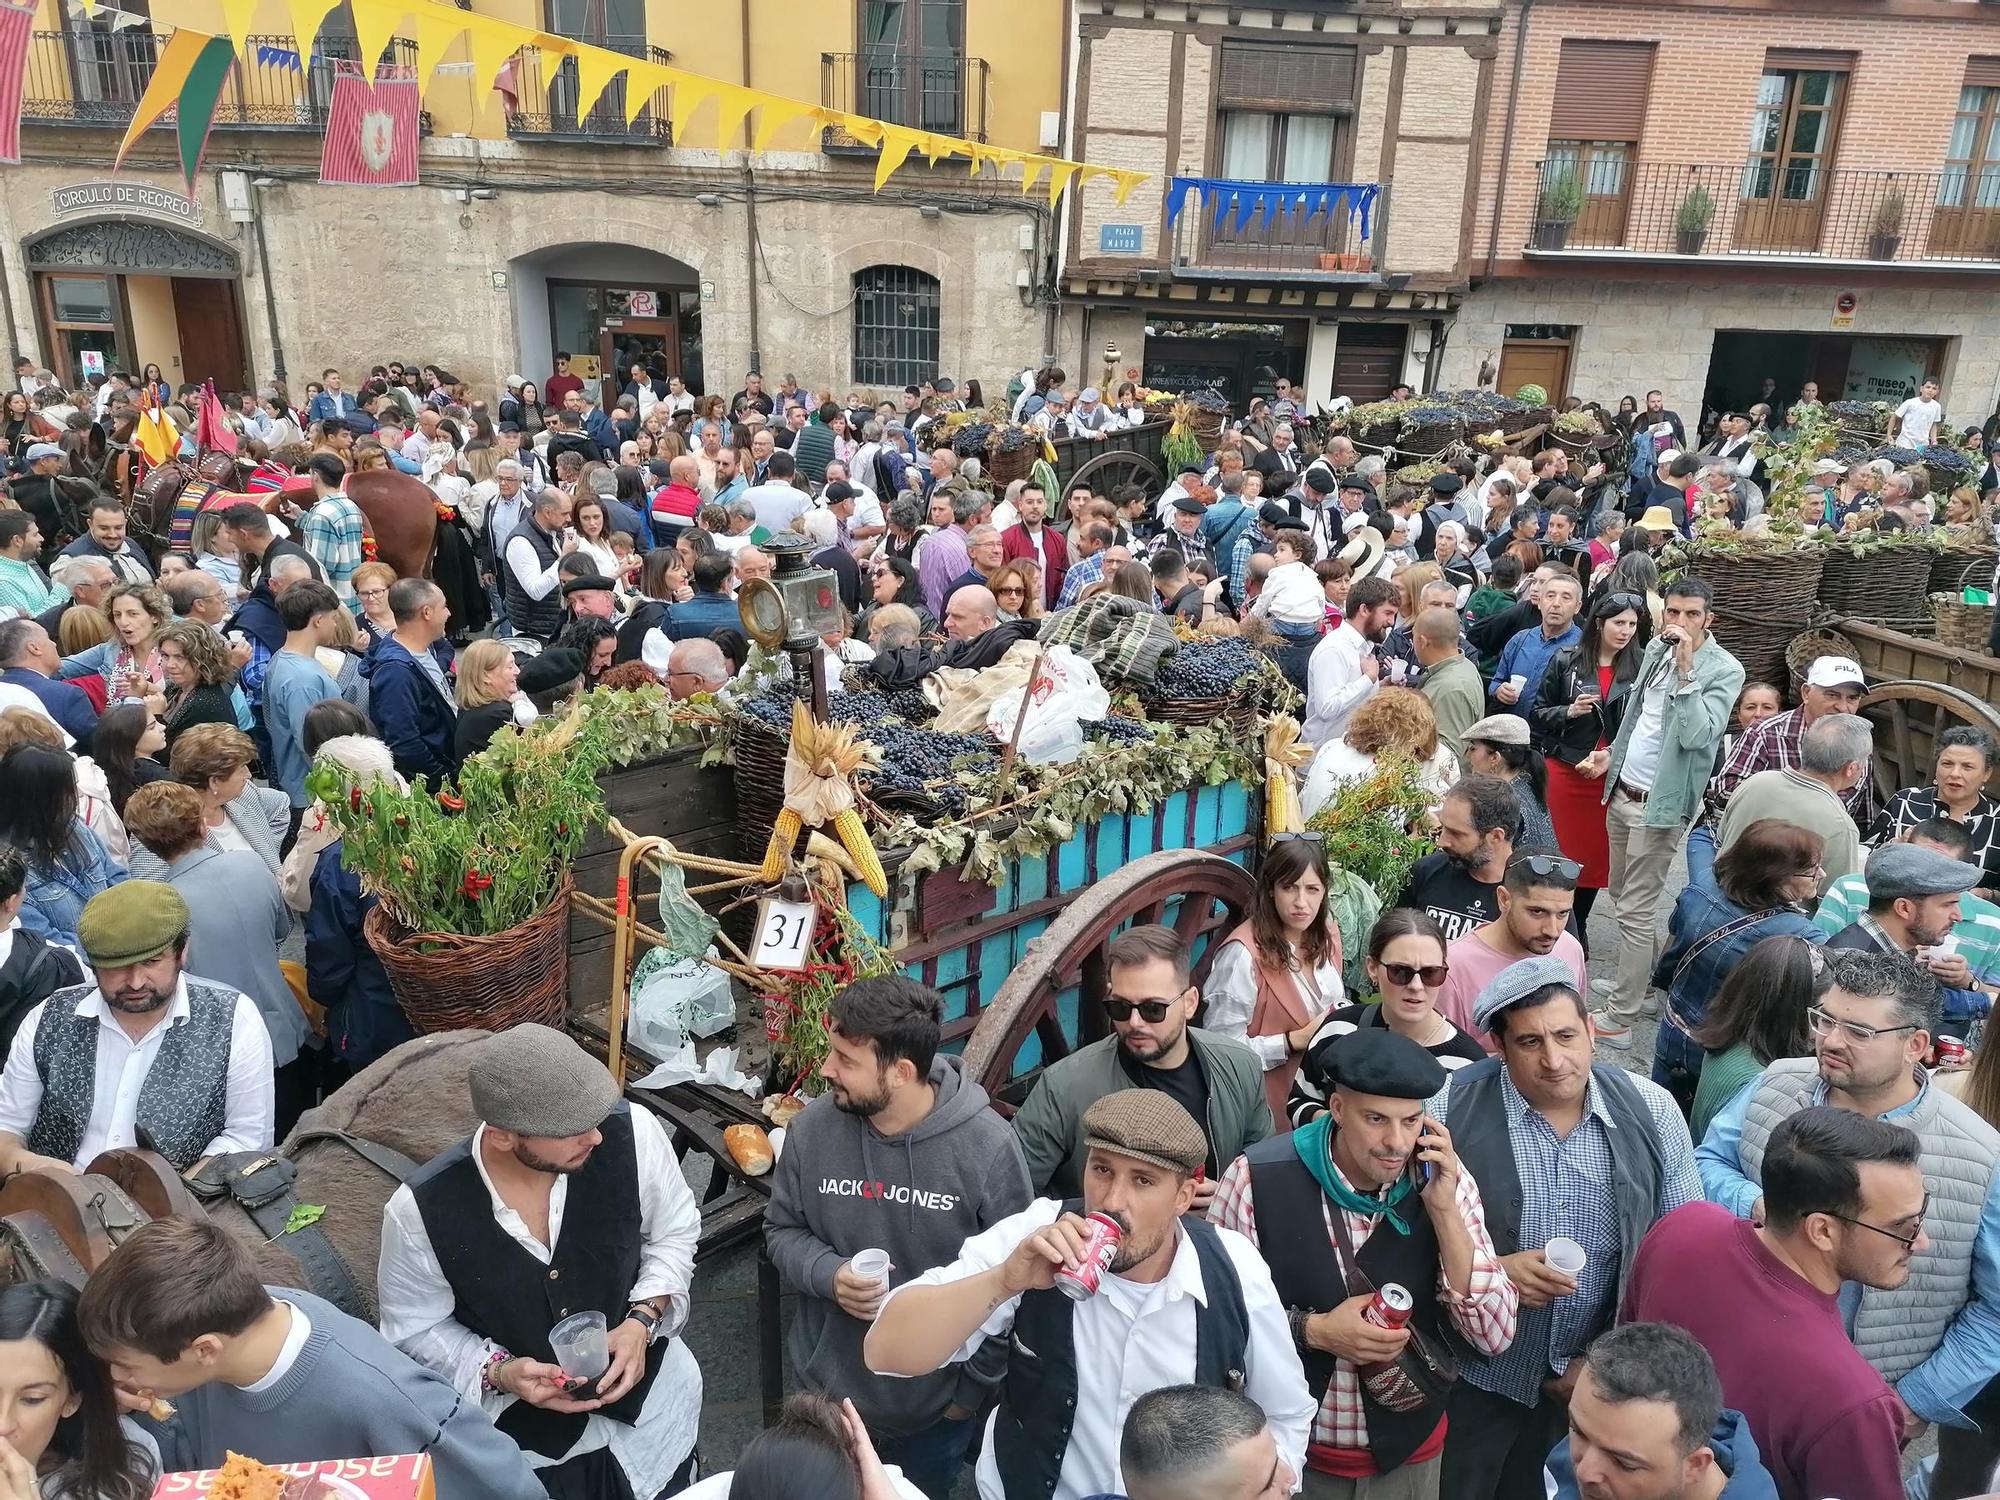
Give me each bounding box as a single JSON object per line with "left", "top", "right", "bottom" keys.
{"left": 751, "top": 896, "right": 818, "bottom": 972}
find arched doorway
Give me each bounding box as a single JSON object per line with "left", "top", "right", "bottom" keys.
{"left": 24, "top": 219, "right": 247, "bottom": 391}
{"left": 508, "top": 243, "right": 703, "bottom": 403}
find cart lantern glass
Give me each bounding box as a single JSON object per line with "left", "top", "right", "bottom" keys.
{"left": 738, "top": 532, "right": 842, "bottom": 650}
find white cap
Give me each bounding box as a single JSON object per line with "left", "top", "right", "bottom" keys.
{"left": 1657, "top": 449, "right": 1684, "bottom": 466}
{"left": 1805, "top": 655, "right": 1867, "bottom": 690}
{"left": 1342, "top": 510, "right": 1374, "bottom": 535}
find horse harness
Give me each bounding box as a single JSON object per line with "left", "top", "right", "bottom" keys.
{"left": 182, "top": 1129, "right": 421, "bottom": 1319}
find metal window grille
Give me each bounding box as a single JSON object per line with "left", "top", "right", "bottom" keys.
{"left": 851, "top": 265, "right": 940, "bottom": 388}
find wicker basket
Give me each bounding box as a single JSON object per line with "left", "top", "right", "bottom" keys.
{"left": 1933, "top": 593, "right": 1997, "bottom": 653}
{"left": 1351, "top": 417, "right": 1401, "bottom": 452}
{"left": 1698, "top": 548, "right": 1825, "bottom": 689}
{"left": 732, "top": 712, "right": 791, "bottom": 848}
{"left": 364, "top": 876, "right": 573, "bottom": 1034}
{"left": 1500, "top": 405, "right": 1552, "bottom": 439}
{"left": 1186, "top": 409, "right": 1227, "bottom": 447}
{"left": 1397, "top": 415, "right": 1465, "bottom": 457}
{"left": 1786, "top": 628, "right": 1855, "bottom": 699}
{"left": 1931, "top": 548, "right": 1997, "bottom": 599}
{"left": 1922, "top": 459, "right": 1977, "bottom": 497}
{"left": 986, "top": 439, "right": 1038, "bottom": 486}
{"left": 1818, "top": 544, "right": 1935, "bottom": 626}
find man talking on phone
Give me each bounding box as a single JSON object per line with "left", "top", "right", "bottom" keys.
{"left": 1211, "top": 1029, "right": 1519, "bottom": 1497}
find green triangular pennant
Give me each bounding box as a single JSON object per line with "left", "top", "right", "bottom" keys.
{"left": 174, "top": 35, "right": 239, "bottom": 189}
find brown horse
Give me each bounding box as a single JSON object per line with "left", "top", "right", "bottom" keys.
{"left": 346, "top": 467, "right": 442, "bottom": 581}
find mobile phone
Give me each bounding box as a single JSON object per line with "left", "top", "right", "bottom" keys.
{"left": 563, "top": 1374, "right": 603, "bottom": 1401}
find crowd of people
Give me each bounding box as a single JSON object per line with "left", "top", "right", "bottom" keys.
{"left": 0, "top": 355, "right": 1996, "bottom": 1500}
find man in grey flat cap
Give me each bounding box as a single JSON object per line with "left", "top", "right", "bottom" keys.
{"left": 377, "top": 1024, "right": 705, "bottom": 1498}
{"left": 1696, "top": 947, "right": 2000, "bottom": 1492}
{"left": 867, "top": 1089, "right": 1315, "bottom": 1500}
{"left": 1424, "top": 956, "right": 1699, "bottom": 1500}
{"left": 1823, "top": 840, "right": 1996, "bottom": 1039}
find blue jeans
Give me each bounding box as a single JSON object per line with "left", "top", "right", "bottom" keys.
{"left": 1652, "top": 1017, "right": 1704, "bottom": 1116}
{"left": 873, "top": 1413, "right": 976, "bottom": 1500}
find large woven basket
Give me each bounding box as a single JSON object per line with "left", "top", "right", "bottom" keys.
{"left": 1397, "top": 415, "right": 1465, "bottom": 457}
{"left": 1933, "top": 593, "right": 1997, "bottom": 654}
{"left": 985, "top": 440, "right": 1037, "bottom": 486}
{"left": 732, "top": 712, "right": 791, "bottom": 848}
{"left": 1931, "top": 547, "right": 1997, "bottom": 599}
{"left": 1500, "top": 405, "right": 1552, "bottom": 439}
{"left": 1818, "top": 544, "right": 1935, "bottom": 626}
{"left": 1697, "top": 548, "right": 1825, "bottom": 689}
{"left": 364, "top": 876, "right": 573, "bottom": 1034}
{"left": 1786, "top": 627, "right": 1855, "bottom": 699}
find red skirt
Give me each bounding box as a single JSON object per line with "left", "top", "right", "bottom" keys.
{"left": 1547, "top": 757, "right": 1612, "bottom": 889}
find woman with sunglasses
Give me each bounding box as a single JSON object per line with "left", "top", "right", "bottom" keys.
{"left": 1286, "top": 909, "right": 1486, "bottom": 1126}
{"left": 1687, "top": 934, "right": 1824, "bottom": 1141}
{"left": 1530, "top": 589, "right": 1651, "bottom": 940}
{"left": 987, "top": 560, "right": 1042, "bottom": 623}
{"left": 857, "top": 556, "right": 931, "bottom": 640}
{"left": 1204, "top": 836, "right": 1347, "bottom": 1122}
{"left": 1651, "top": 818, "right": 1827, "bottom": 1113}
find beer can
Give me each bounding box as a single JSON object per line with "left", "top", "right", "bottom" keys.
{"left": 1936, "top": 1036, "right": 1969, "bottom": 1067}
{"left": 1055, "top": 1212, "right": 1123, "bottom": 1301}
{"left": 1362, "top": 1283, "right": 1414, "bottom": 1330}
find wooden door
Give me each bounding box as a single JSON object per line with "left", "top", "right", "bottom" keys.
{"left": 170, "top": 277, "right": 246, "bottom": 391}
{"left": 1738, "top": 69, "right": 1844, "bottom": 253}
{"left": 597, "top": 316, "right": 677, "bottom": 409}
{"left": 1331, "top": 323, "right": 1408, "bottom": 403}
{"left": 1499, "top": 340, "right": 1571, "bottom": 403}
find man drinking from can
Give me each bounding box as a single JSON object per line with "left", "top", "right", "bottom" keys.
{"left": 864, "top": 1090, "right": 1316, "bottom": 1500}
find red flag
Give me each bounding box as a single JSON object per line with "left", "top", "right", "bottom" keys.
{"left": 0, "top": 1, "right": 37, "bottom": 165}
{"left": 320, "top": 67, "right": 419, "bottom": 187}
{"left": 195, "top": 378, "right": 237, "bottom": 454}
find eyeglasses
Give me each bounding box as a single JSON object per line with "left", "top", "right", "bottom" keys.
{"left": 1509, "top": 853, "right": 1582, "bottom": 881}
{"left": 1807, "top": 1006, "right": 1919, "bottom": 1045}
{"left": 1272, "top": 832, "right": 1324, "bottom": 846}
{"left": 1103, "top": 996, "right": 1177, "bottom": 1023}
{"left": 1829, "top": 1192, "right": 1929, "bottom": 1250}
{"left": 1599, "top": 592, "right": 1645, "bottom": 613}
{"left": 1379, "top": 962, "right": 1449, "bottom": 988}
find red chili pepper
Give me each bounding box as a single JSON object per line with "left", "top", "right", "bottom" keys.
{"left": 438, "top": 791, "right": 465, "bottom": 812}
{"left": 348, "top": 787, "right": 364, "bottom": 812}
{"left": 460, "top": 869, "right": 492, "bottom": 899}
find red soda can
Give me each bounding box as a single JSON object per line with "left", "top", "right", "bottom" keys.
{"left": 1936, "top": 1036, "right": 1969, "bottom": 1067}
{"left": 1055, "top": 1212, "right": 1123, "bottom": 1301}
{"left": 1362, "top": 1283, "right": 1414, "bottom": 1330}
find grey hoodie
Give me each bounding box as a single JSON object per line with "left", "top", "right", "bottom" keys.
{"left": 763, "top": 1054, "right": 1031, "bottom": 1436}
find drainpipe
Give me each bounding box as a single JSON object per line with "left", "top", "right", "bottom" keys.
{"left": 1483, "top": 0, "right": 1535, "bottom": 278}
{"left": 252, "top": 199, "right": 288, "bottom": 385}
{"left": 743, "top": 165, "right": 763, "bottom": 376}
{"left": 0, "top": 249, "right": 21, "bottom": 372}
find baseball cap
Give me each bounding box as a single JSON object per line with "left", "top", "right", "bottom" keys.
{"left": 1805, "top": 656, "right": 1867, "bottom": 690}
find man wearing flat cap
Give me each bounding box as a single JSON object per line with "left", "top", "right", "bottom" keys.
{"left": 1423, "top": 956, "right": 1698, "bottom": 1500}
{"left": 0, "top": 881, "right": 275, "bottom": 1175}
{"left": 1823, "top": 841, "right": 1996, "bottom": 1037}
{"left": 867, "top": 1089, "right": 1314, "bottom": 1500}
{"left": 379, "top": 1023, "right": 704, "bottom": 1498}
{"left": 1697, "top": 947, "right": 2000, "bottom": 1488}
{"left": 1213, "top": 1029, "right": 1518, "bottom": 1496}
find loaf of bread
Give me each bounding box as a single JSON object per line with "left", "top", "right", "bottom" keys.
{"left": 724, "top": 1123, "right": 774, "bottom": 1176}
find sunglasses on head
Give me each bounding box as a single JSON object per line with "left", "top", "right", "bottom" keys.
{"left": 1103, "top": 996, "right": 1178, "bottom": 1023}
{"left": 1380, "top": 962, "right": 1449, "bottom": 988}
{"left": 1272, "top": 831, "right": 1324, "bottom": 846}
{"left": 1510, "top": 853, "right": 1583, "bottom": 881}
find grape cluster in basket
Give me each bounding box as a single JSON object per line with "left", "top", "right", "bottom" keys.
{"left": 1152, "top": 638, "right": 1265, "bottom": 701}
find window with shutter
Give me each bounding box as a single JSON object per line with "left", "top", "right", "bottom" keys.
{"left": 1217, "top": 42, "right": 1355, "bottom": 113}
{"left": 1548, "top": 40, "right": 1655, "bottom": 141}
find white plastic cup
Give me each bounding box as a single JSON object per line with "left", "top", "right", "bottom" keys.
{"left": 1544, "top": 1237, "right": 1588, "bottom": 1278}
{"left": 1507, "top": 674, "right": 1528, "bottom": 694}
{"left": 548, "top": 1310, "right": 609, "bottom": 1380}
{"left": 1920, "top": 934, "right": 1961, "bottom": 964}
{"left": 851, "top": 1247, "right": 893, "bottom": 1287}
{"left": 1387, "top": 658, "right": 1408, "bottom": 684}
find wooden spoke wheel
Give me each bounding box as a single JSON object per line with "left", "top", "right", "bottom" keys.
{"left": 964, "top": 848, "right": 1256, "bottom": 1105}
{"left": 1066, "top": 449, "right": 1164, "bottom": 502}
{"left": 1859, "top": 679, "right": 2000, "bottom": 800}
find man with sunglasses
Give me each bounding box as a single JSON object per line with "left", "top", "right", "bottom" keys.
{"left": 1624, "top": 1107, "right": 1920, "bottom": 1500}
{"left": 1696, "top": 949, "right": 2000, "bottom": 1492}
{"left": 1012, "top": 925, "right": 1272, "bottom": 1213}
{"left": 1438, "top": 854, "right": 1588, "bottom": 1054}
{"left": 1427, "top": 955, "right": 1700, "bottom": 1500}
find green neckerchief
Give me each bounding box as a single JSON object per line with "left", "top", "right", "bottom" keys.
{"left": 1294, "top": 1115, "right": 1419, "bottom": 1235}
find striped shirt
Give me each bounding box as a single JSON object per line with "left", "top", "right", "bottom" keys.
{"left": 1056, "top": 550, "right": 1107, "bottom": 610}
{"left": 1869, "top": 786, "right": 2000, "bottom": 888}
{"left": 301, "top": 493, "right": 369, "bottom": 610}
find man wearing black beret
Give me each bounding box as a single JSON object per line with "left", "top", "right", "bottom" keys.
{"left": 1212, "top": 1028, "right": 1519, "bottom": 1495}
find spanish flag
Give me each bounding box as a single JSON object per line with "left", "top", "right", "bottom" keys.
{"left": 134, "top": 391, "right": 179, "bottom": 468}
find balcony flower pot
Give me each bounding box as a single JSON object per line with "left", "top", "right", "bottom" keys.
{"left": 1318, "top": 252, "right": 1342, "bottom": 271}
{"left": 1337, "top": 251, "right": 1364, "bottom": 271}
{"left": 1531, "top": 171, "right": 1584, "bottom": 252}
{"left": 1869, "top": 232, "right": 1902, "bottom": 261}
{"left": 1532, "top": 221, "right": 1573, "bottom": 251}
{"left": 1869, "top": 191, "right": 1906, "bottom": 261}
{"left": 1673, "top": 185, "right": 1715, "bottom": 256}
{"left": 1675, "top": 228, "right": 1709, "bottom": 255}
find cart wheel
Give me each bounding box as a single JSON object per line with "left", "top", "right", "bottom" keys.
{"left": 1860, "top": 679, "right": 2000, "bottom": 800}
{"left": 963, "top": 849, "right": 1255, "bottom": 1104}
{"left": 1067, "top": 449, "right": 1164, "bottom": 499}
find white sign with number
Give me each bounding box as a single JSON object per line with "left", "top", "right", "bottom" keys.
{"left": 751, "top": 897, "right": 818, "bottom": 972}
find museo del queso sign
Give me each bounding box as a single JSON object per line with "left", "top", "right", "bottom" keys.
{"left": 49, "top": 181, "right": 204, "bottom": 230}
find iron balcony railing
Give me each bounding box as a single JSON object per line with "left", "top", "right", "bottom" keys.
{"left": 1526, "top": 158, "right": 2000, "bottom": 265}
{"left": 819, "top": 51, "right": 988, "bottom": 147}
{"left": 1170, "top": 180, "right": 1388, "bottom": 278}
{"left": 506, "top": 38, "right": 672, "bottom": 143}
{"left": 24, "top": 31, "right": 426, "bottom": 131}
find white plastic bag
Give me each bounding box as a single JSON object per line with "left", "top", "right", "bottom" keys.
{"left": 629, "top": 948, "right": 735, "bottom": 1056}
{"left": 985, "top": 645, "right": 1110, "bottom": 765}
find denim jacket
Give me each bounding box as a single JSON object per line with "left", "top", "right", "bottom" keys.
{"left": 20, "top": 820, "right": 126, "bottom": 948}
{"left": 1603, "top": 633, "right": 1746, "bottom": 828}
{"left": 1651, "top": 860, "right": 1824, "bottom": 1034}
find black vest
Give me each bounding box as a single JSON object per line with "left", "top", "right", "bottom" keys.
{"left": 991, "top": 1202, "right": 1250, "bottom": 1500}
{"left": 407, "top": 1103, "right": 665, "bottom": 1457}
{"left": 501, "top": 516, "right": 565, "bottom": 642}
{"left": 1244, "top": 1131, "right": 1448, "bottom": 1474}
{"left": 1447, "top": 1058, "right": 1665, "bottom": 1297}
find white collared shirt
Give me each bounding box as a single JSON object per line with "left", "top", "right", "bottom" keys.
{"left": 1302, "top": 620, "right": 1378, "bottom": 747}
{"left": 376, "top": 1109, "right": 703, "bottom": 1496}
{"left": 239, "top": 1300, "right": 312, "bottom": 1392}
{"left": 0, "top": 977, "right": 275, "bottom": 1166}
{"left": 881, "top": 1197, "right": 1313, "bottom": 1500}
